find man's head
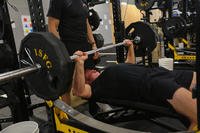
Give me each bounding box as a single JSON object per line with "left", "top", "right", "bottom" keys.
{"left": 85, "top": 69, "right": 100, "bottom": 84}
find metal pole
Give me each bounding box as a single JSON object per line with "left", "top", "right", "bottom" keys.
{"left": 0, "top": 64, "right": 40, "bottom": 84}
{"left": 111, "top": 0, "right": 125, "bottom": 63}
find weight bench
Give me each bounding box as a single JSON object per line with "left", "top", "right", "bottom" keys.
{"left": 88, "top": 98, "right": 190, "bottom": 132}
{"left": 90, "top": 67, "right": 189, "bottom": 131}
{"left": 45, "top": 98, "right": 189, "bottom": 133}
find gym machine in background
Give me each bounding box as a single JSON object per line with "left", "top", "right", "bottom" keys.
{"left": 135, "top": 0, "right": 200, "bottom": 130}
{"left": 111, "top": 0, "right": 156, "bottom": 65}
{"left": 134, "top": 0, "right": 197, "bottom": 68}
{"left": 0, "top": 0, "right": 29, "bottom": 127}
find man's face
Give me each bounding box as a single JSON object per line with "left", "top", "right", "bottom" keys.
{"left": 85, "top": 69, "right": 100, "bottom": 84}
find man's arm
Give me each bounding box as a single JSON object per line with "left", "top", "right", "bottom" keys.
{"left": 124, "top": 40, "right": 136, "bottom": 64}
{"left": 86, "top": 19, "right": 99, "bottom": 59}
{"left": 72, "top": 51, "right": 92, "bottom": 98}
{"left": 48, "top": 17, "right": 60, "bottom": 39}
{"left": 86, "top": 19, "right": 97, "bottom": 49}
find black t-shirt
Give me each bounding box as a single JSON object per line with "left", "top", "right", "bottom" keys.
{"left": 47, "top": 0, "right": 96, "bottom": 68}
{"left": 47, "top": 0, "right": 89, "bottom": 42}
{"left": 90, "top": 64, "right": 193, "bottom": 104}
{"left": 90, "top": 64, "right": 149, "bottom": 101}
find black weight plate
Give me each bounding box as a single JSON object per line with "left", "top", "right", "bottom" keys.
{"left": 19, "top": 32, "right": 74, "bottom": 100}
{"left": 93, "top": 33, "right": 104, "bottom": 48}
{"left": 126, "top": 21, "right": 157, "bottom": 57}
{"left": 88, "top": 9, "right": 101, "bottom": 31}
{"left": 135, "top": 0, "right": 156, "bottom": 11}
{"left": 162, "top": 16, "right": 187, "bottom": 39}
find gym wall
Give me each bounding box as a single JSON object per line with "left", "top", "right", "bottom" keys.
{"left": 92, "top": 3, "right": 113, "bottom": 45}
{"left": 8, "top": 0, "right": 50, "bottom": 52}
{"left": 7, "top": 0, "right": 30, "bottom": 52}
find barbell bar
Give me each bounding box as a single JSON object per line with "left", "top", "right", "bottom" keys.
{"left": 0, "top": 65, "right": 40, "bottom": 84}
{"left": 70, "top": 41, "right": 125, "bottom": 60}
{"left": 0, "top": 34, "right": 141, "bottom": 84}
{"left": 0, "top": 36, "right": 128, "bottom": 100}
{"left": 0, "top": 33, "right": 132, "bottom": 100}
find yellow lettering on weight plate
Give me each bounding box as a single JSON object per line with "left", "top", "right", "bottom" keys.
{"left": 43, "top": 53, "right": 48, "bottom": 60}
{"left": 34, "top": 48, "right": 53, "bottom": 69}
{"left": 46, "top": 61, "right": 52, "bottom": 69}
{"left": 38, "top": 49, "right": 43, "bottom": 58}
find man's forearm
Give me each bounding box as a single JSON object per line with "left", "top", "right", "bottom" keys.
{"left": 125, "top": 45, "right": 136, "bottom": 64}
{"left": 48, "top": 27, "right": 60, "bottom": 39}
{"left": 72, "top": 61, "right": 86, "bottom": 95}
{"left": 86, "top": 19, "right": 96, "bottom": 48}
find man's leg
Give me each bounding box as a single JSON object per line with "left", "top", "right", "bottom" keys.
{"left": 167, "top": 87, "right": 197, "bottom": 131}
{"left": 189, "top": 72, "right": 196, "bottom": 92}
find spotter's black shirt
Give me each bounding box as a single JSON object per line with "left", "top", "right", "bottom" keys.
{"left": 47, "top": 0, "right": 89, "bottom": 43}
{"left": 47, "top": 0, "right": 96, "bottom": 68}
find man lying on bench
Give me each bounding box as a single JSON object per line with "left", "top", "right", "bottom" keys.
{"left": 71, "top": 40, "right": 197, "bottom": 131}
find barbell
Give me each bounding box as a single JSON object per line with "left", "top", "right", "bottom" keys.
{"left": 0, "top": 21, "right": 156, "bottom": 100}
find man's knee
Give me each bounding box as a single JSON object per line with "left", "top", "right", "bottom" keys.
{"left": 169, "top": 87, "right": 192, "bottom": 100}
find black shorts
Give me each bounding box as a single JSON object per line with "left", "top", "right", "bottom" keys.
{"left": 142, "top": 67, "right": 193, "bottom": 105}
